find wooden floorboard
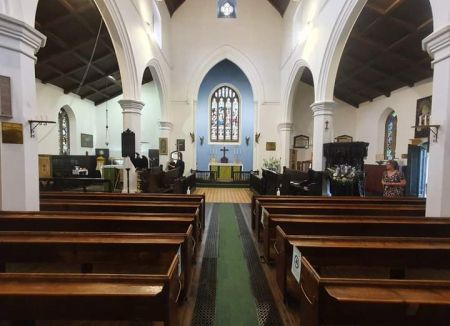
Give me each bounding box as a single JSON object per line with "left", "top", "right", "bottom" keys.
{"left": 193, "top": 187, "right": 253, "bottom": 203}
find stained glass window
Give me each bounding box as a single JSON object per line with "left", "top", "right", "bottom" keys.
{"left": 59, "top": 108, "right": 70, "bottom": 155}
{"left": 210, "top": 85, "right": 239, "bottom": 143}
{"left": 218, "top": 0, "right": 236, "bottom": 18}
{"left": 384, "top": 111, "right": 397, "bottom": 160}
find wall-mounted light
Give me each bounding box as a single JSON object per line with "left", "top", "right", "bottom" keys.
{"left": 325, "top": 121, "right": 329, "bottom": 130}
{"left": 255, "top": 132, "right": 261, "bottom": 144}
{"left": 199, "top": 136, "right": 204, "bottom": 146}
{"left": 245, "top": 136, "right": 250, "bottom": 146}
{"left": 189, "top": 132, "right": 195, "bottom": 143}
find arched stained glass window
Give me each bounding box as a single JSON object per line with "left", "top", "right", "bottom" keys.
{"left": 59, "top": 108, "right": 70, "bottom": 155}
{"left": 384, "top": 111, "right": 397, "bottom": 160}
{"left": 210, "top": 85, "right": 240, "bottom": 143}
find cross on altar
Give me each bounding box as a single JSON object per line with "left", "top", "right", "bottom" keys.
{"left": 220, "top": 146, "right": 229, "bottom": 163}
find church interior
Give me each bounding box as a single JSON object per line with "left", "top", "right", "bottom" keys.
{"left": 1, "top": 0, "right": 450, "bottom": 324}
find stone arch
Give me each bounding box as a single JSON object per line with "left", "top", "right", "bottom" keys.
{"left": 283, "top": 59, "right": 315, "bottom": 122}
{"left": 143, "top": 58, "right": 168, "bottom": 120}
{"left": 189, "top": 45, "right": 263, "bottom": 103}
{"left": 317, "top": 0, "right": 435, "bottom": 103}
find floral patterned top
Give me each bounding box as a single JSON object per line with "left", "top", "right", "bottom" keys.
{"left": 382, "top": 170, "right": 405, "bottom": 197}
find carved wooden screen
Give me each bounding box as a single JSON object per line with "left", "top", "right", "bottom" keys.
{"left": 384, "top": 111, "right": 397, "bottom": 160}
{"left": 210, "top": 85, "right": 240, "bottom": 143}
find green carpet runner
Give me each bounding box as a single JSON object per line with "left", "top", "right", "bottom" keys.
{"left": 216, "top": 204, "right": 259, "bottom": 326}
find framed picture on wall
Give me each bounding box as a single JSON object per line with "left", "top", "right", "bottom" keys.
{"left": 266, "top": 142, "right": 276, "bottom": 151}
{"left": 159, "top": 137, "right": 168, "bottom": 155}
{"left": 0, "top": 75, "right": 12, "bottom": 118}
{"left": 80, "top": 133, "right": 93, "bottom": 148}
{"left": 293, "top": 135, "right": 309, "bottom": 148}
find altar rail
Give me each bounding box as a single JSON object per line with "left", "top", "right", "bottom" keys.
{"left": 192, "top": 169, "right": 252, "bottom": 186}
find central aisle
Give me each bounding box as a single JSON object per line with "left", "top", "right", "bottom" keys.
{"left": 216, "top": 204, "right": 258, "bottom": 325}
{"left": 191, "top": 203, "right": 284, "bottom": 325}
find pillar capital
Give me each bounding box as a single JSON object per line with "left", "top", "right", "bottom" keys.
{"left": 310, "top": 101, "right": 336, "bottom": 117}
{"left": 278, "top": 122, "right": 293, "bottom": 132}
{"left": 423, "top": 25, "right": 450, "bottom": 66}
{"left": 159, "top": 121, "right": 173, "bottom": 132}
{"left": 119, "top": 99, "right": 145, "bottom": 114}
{"left": 0, "top": 14, "right": 46, "bottom": 61}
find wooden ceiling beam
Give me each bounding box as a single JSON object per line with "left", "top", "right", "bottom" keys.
{"left": 40, "top": 3, "right": 92, "bottom": 29}
{"left": 40, "top": 29, "right": 121, "bottom": 88}
{"left": 80, "top": 82, "right": 121, "bottom": 100}
{"left": 45, "top": 65, "right": 110, "bottom": 100}
{"left": 42, "top": 52, "right": 116, "bottom": 84}
{"left": 64, "top": 69, "right": 120, "bottom": 94}
{"left": 37, "top": 31, "right": 109, "bottom": 65}
{"left": 336, "top": 18, "right": 432, "bottom": 87}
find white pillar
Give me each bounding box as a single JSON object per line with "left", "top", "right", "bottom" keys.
{"left": 159, "top": 121, "right": 173, "bottom": 169}
{"left": 119, "top": 99, "right": 144, "bottom": 194}
{"left": 0, "top": 14, "right": 45, "bottom": 210}
{"left": 278, "top": 122, "right": 293, "bottom": 169}
{"left": 119, "top": 99, "right": 144, "bottom": 152}
{"left": 310, "top": 101, "right": 335, "bottom": 171}
{"left": 423, "top": 25, "right": 450, "bottom": 217}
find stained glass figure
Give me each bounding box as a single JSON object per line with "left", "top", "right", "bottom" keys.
{"left": 59, "top": 108, "right": 70, "bottom": 155}
{"left": 210, "top": 85, "right": 239, "bottom": 143}
{"left": 384, "top": 111, "right": 397, "bottom": 160}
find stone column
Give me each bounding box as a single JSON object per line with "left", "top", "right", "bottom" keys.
{"left": 278, "top": 122, "right": 293, "bottom": 169}
{"left": 159, "top": 121, "right": 173, "bottom": 169}
{"left": 310, "top": 101, "right": 335, "bottom": 171}
{"left": 119, "top": 99, "right": 144, "bottom": 194}
{"left": 423, "top": 25, "right": 450, "bottom": 217}
{"left": 0, "top": 14, "right": 45, "bottom": 210}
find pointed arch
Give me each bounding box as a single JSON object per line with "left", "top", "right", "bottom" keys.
{"left": 283, "top": 59, "right": 315, "bottom": 122}
{"left": 189, "top": 45, "right": 264, "bottom": 103}
{"left": 144, "top": 58, "right": 168, "bottom": 120}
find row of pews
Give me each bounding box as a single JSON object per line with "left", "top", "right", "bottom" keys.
{"left": 251, "top": 195, "right": 450, "bottom": 325}
{"left": 0, "top": 191, "right": 206, "bottom": 326}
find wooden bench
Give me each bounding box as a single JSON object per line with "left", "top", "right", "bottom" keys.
{"left": 251, "top": 195, "right": 425, "bottom": 230}
{"left": 276, "top": 231, "right": 450, "bottom": 303}
{"left": 262, "top": 214, "right": 450, "bottom": 262}
{"left": 256, "top": 203, "right": 425, "bottom": 241}
{"left": 40, "top": 191, "right": 206, "bottom": 229}
{"left": 0, "top": 210, "right": 200, "bottom": 251}
{"left": 299, "top": 255, "right": 450, "bottom": 326}
{"left": 40, "top": 199, "right": 203, "bottom": 238}
{"left": 0, "top": 231, "right": 193, "bottom": 305}
{"left": 0, "top": 267, "right": 179, "bottom": 325}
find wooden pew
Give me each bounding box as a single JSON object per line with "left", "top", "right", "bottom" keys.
{"left": 39, "top": 199, "right": 203, "bottom": 239}
{"left": 251, "top": 194, "right": 425, "bottom": 230}
{"left": 0, "top": 231, "right": 191, "bottom": 324}
{"left": 256, "top": 203, "right": 425, "bottom": 241}
{"left": 276, "top": 230, "right": 450, "bottom": 303}
{"left": 0, "top": 211, "right": 199, "bottom": 255}
{"left": 262, "top": 214, "right": 450, "bottom": 262}
{"left": 40, "top": 191, "right": 206, "bottom": 229}
{"left": 299, "top": 256, "right": 450, "bottom": 326}
{"left": 0, "top": 268, "right": 179, "bottom": 325}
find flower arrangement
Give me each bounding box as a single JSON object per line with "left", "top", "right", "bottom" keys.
{"left": 262, "top": 157, "right": 281, "bottom": 173}
{"left": 326, "top": 164, "right": 363, "bottom": 184}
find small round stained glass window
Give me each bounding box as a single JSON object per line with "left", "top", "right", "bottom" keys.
{"left": 221, "top": 2, "right": 234, "bottom": 16}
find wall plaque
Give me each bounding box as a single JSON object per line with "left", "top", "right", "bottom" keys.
{"left": 266, "top": 142, "right": 276, "bottom": 151}
{"left": 1, "top": 122, "right": 23, "bottom": 144}
{"left": 80, "top": 133, "right": 93, "bottom": 148}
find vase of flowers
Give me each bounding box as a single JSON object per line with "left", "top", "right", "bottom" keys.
{"left": 326, "top": 164, "right": 363, "bottom": 196}
{"left": 262, "top": 157, "right": 281, "bottom": 173}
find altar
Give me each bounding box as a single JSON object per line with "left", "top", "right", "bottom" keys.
{"left": 208, "top": 162, "right": 243, "bottom": 181}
